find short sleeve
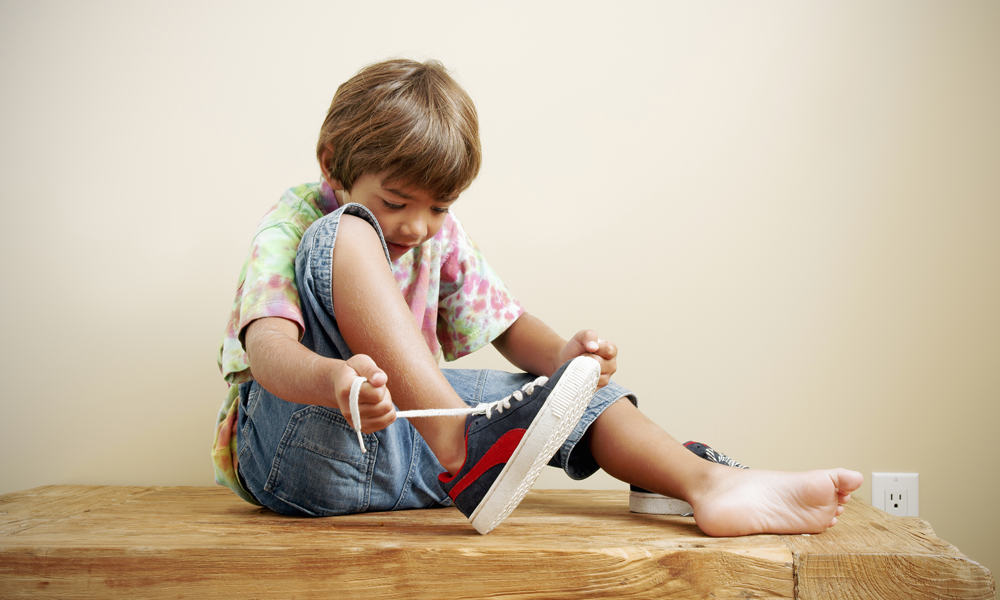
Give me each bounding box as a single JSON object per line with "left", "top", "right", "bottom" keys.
{"left": 435, "top": 218, "right": 523, "bottom": 361}
{"left": 217, "top": 185, "right": 325, "bottom": 384}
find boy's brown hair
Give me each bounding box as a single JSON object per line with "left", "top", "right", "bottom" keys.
{"left": 317, "top": 59, "right": 481, "bottom": 199}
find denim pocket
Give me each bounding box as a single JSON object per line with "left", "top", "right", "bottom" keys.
{"left": 265, "top": 405, "right": 376, "bottom": 516}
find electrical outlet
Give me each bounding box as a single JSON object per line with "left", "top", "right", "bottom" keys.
{"left": 885, "top": 489, "right": 908, "bottom": 516}
{"left": 872, "top": 473, "right": 919, "bottom": 516}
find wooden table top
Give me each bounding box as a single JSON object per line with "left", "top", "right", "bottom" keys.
{"left": 1, "top": 486, "right": 994, "bottom": 599}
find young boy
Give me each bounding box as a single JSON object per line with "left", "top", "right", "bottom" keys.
{"left": 214, "top": 58, "right": 862, "bottom": 536}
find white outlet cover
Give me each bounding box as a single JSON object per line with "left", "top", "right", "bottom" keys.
{"left": 871, "top": 472, "right": 919, "bottom": 516}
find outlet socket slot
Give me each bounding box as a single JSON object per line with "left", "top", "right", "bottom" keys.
{"left": 872, "top": 472, "right": 919, "bottom": 516}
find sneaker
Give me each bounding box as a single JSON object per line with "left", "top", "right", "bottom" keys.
{"left": 439, "top": 356, "right": 600, "bottom": 534}
{"left": 684, "top": 441, "right": 748, "bottom": 469}
{"left": 629, "top": 441, "right": 749, "bottom": 515}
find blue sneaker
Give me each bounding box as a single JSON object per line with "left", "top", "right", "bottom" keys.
{"left": 629, "top": 441, "right": 748, "bottom": 515}
{"left": 683, "top": 441, "right": 748, "bottom": 469}
{"left": 439, "top": 357, "right": 600, "bottom": 534}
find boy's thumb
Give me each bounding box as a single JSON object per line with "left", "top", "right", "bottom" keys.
{"left": 349, "top": 354, "right": 388, "bottom": 387}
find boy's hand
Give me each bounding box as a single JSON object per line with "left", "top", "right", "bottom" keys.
{"left": 560, "top": 330, "right": 618, "bottom": 388}
{"left": 335, "top": 354, "right": 396, "bottom": 433}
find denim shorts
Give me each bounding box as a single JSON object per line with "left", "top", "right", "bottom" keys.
{"left": 236, "top": 203, "right": 636, "bottom": 517}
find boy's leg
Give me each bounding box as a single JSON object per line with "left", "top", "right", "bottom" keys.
{"left": 238, "top": 204, "right": 471, "bottom": 518}
{"left": 325, "top": 213, "right": 472, "bottom": 473}
{"left": 301, "top": 205, "right": 599, "bottom": 533}
{"left": 585, "top": 399, "right": 864, "bottom": 537}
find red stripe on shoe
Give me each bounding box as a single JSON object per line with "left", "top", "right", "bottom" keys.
{"left": 448, "top": 428, "right": 526, "bottom": 499}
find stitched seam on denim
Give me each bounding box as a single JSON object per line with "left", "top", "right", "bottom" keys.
{"left": 268, "top": 493, "right": 328, "bottom": 517}
{"left": 390, "top": 422, "right": 421, "bottom": 512}
{"left": 235, "top": 424, "right": 252, "bottom": 469}
{"left": 234, "top": 463, "right": 261, "bottom": 506}
{"left": 361, "top": 433, "right": 375, "bottom": 513}
{"left": 288, "top": 407, "right": 369, "bottom": 461}
{"left": 570, "top": 391, "right": 630, "bottom": 446}
{"left": 301, "top": 213, "right": 338, "bottom": 325}
{"left": 235, "top": 383, "right": 260, "bottom": 467}
{"left": 265, "top": 406, "right": 365, "bottom": 494}
{"left": 304, "top": 204, "right": 389, "bottom": 334}
{"left": 342, "top": 203, "right": 391, "bottom": 263}
{"left": 562, "top": 390, "right": 635, "bottom": 479}
{"left": 264, "top": 408, "right": 296, "bottom": 495}
{"left": 316, "top": 216, "right": 339, "bottom": 322}
{"left": 474, "top": 368, "right": 489, "bottom": 404}
{"left": 265, "top": 406, "right": 376, "bottom": 515}
{"left": 244, "top": 382, "right": 261, "bottom": 421}
{"left": 296, "top": 207, "right": 342, "bottom": 323}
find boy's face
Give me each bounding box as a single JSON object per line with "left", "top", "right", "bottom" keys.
{"left": 332, "top": 173, "right": 458, "bottom": 261}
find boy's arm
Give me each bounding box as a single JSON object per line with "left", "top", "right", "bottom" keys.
{"left": 492, "top": 312, "right": 618, "bottom": 388}
{"left": 244, "top": 316, "right": 395, "bottom": 433}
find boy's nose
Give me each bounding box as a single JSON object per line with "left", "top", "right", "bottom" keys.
{"left": 402, "top": 217, "right": 426, "bottom": 240}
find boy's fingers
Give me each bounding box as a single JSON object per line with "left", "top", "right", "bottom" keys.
{"left": 357, "top": 389, "right": 396, "bottom": 432}
{"left": 582, "top": 337, "right": 615, "bottom": 360}
{"left": 576, "top": 329, "right": 600, "bottom": 353}
{"left": 345, "top": 376, "right": 396, "bottom": 433}
{"left": 597, "top": 339, "right": 617, "bottom": 359}
{"left": 346, "top": 354, "right": 388, "bottom": 387}
{"left": 355, "top": 396, "right": 395, "bottom": 419}
{"left": 357, "top": 380, "right": 393, "bottom": 410}
{"left": 359, "top": 410, "right": 397, "bottom": 434}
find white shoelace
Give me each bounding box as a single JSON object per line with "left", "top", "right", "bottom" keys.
{"left": 348, "top": 375, "right": 548, "bottom": 453}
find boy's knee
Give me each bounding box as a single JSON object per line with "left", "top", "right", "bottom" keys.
{"left": 298, "top": 210, "right": 385, "bottom": 268}
{"left": 332, "top": 213, "right": 390, "bottom": 266}
{"left": 337, "top": 213, "right": 382, "bottom": 244}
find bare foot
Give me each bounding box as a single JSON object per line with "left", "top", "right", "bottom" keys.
{"left": 691, "top": 467, "right": 864, "bottom": 537}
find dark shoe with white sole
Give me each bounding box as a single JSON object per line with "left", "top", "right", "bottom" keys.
{"left": 629, "top": 441, "right": 749, "bottom": 515}
{"left": 440, "top": 356, "right": 600, "bottom": 534}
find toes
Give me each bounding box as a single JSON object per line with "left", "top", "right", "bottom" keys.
{"left": 830, "top": 468, "right": 864, "bottom": 493}
{"left": 835, "top": 505, "right": 845, "bottom": 517}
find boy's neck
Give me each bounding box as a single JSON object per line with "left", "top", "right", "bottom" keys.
{"left": 319, "top": 179, "right": 341, "bottom": 213}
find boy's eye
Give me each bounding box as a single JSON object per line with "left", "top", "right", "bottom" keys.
{"left": 382, "top": 200, "right": 405, "bottom": 211}
{"left": 433, "top": 206, "right": 450, "bottom": 214}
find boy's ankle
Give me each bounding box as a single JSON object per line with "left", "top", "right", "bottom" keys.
{"left": 439, "top": 447, "right": 466, "bottom": 476}
{"left": 689, "top": 461, "right": 743, "bottom": 506}
{"left": 441, "top": 455, "right": 465, "bottom": 476}
{"left": 431, "top": 415, "right": 468, "bottom": 475}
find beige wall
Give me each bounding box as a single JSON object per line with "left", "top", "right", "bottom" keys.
{"left": 2, "top": 0, "right": 997, "bottom": 575}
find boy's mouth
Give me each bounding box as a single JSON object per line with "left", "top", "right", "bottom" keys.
{"left": 387, "top": 241, "right": 417, "bottom": 256}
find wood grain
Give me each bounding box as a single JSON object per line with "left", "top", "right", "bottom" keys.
{"left": 781, "top": 499, "right": 995, "bottom": 600}
{"left": 0, "top": 486, "right": 993, "bottom": 599}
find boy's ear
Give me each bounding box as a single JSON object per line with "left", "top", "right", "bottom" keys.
{"left": 319, "top": 146, "right": 344, "bottom": 190}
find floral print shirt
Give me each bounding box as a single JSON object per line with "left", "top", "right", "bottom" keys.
{"left": 213, "top": 181, "right": 523, "bottom": 502}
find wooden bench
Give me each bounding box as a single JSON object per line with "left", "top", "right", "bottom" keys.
{"left": 0, "top": 485, "right": 994, "bottom": 599}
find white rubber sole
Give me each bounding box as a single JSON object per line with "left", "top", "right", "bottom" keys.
{"left": 629, "top": 491, "right": 693, "bottom": 516}
{"left": 469, "top": 356, "right": 600, "bottom": 534}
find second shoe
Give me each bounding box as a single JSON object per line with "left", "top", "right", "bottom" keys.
{"left": 629, "top": 441, "right": 749, "bottom": 515}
